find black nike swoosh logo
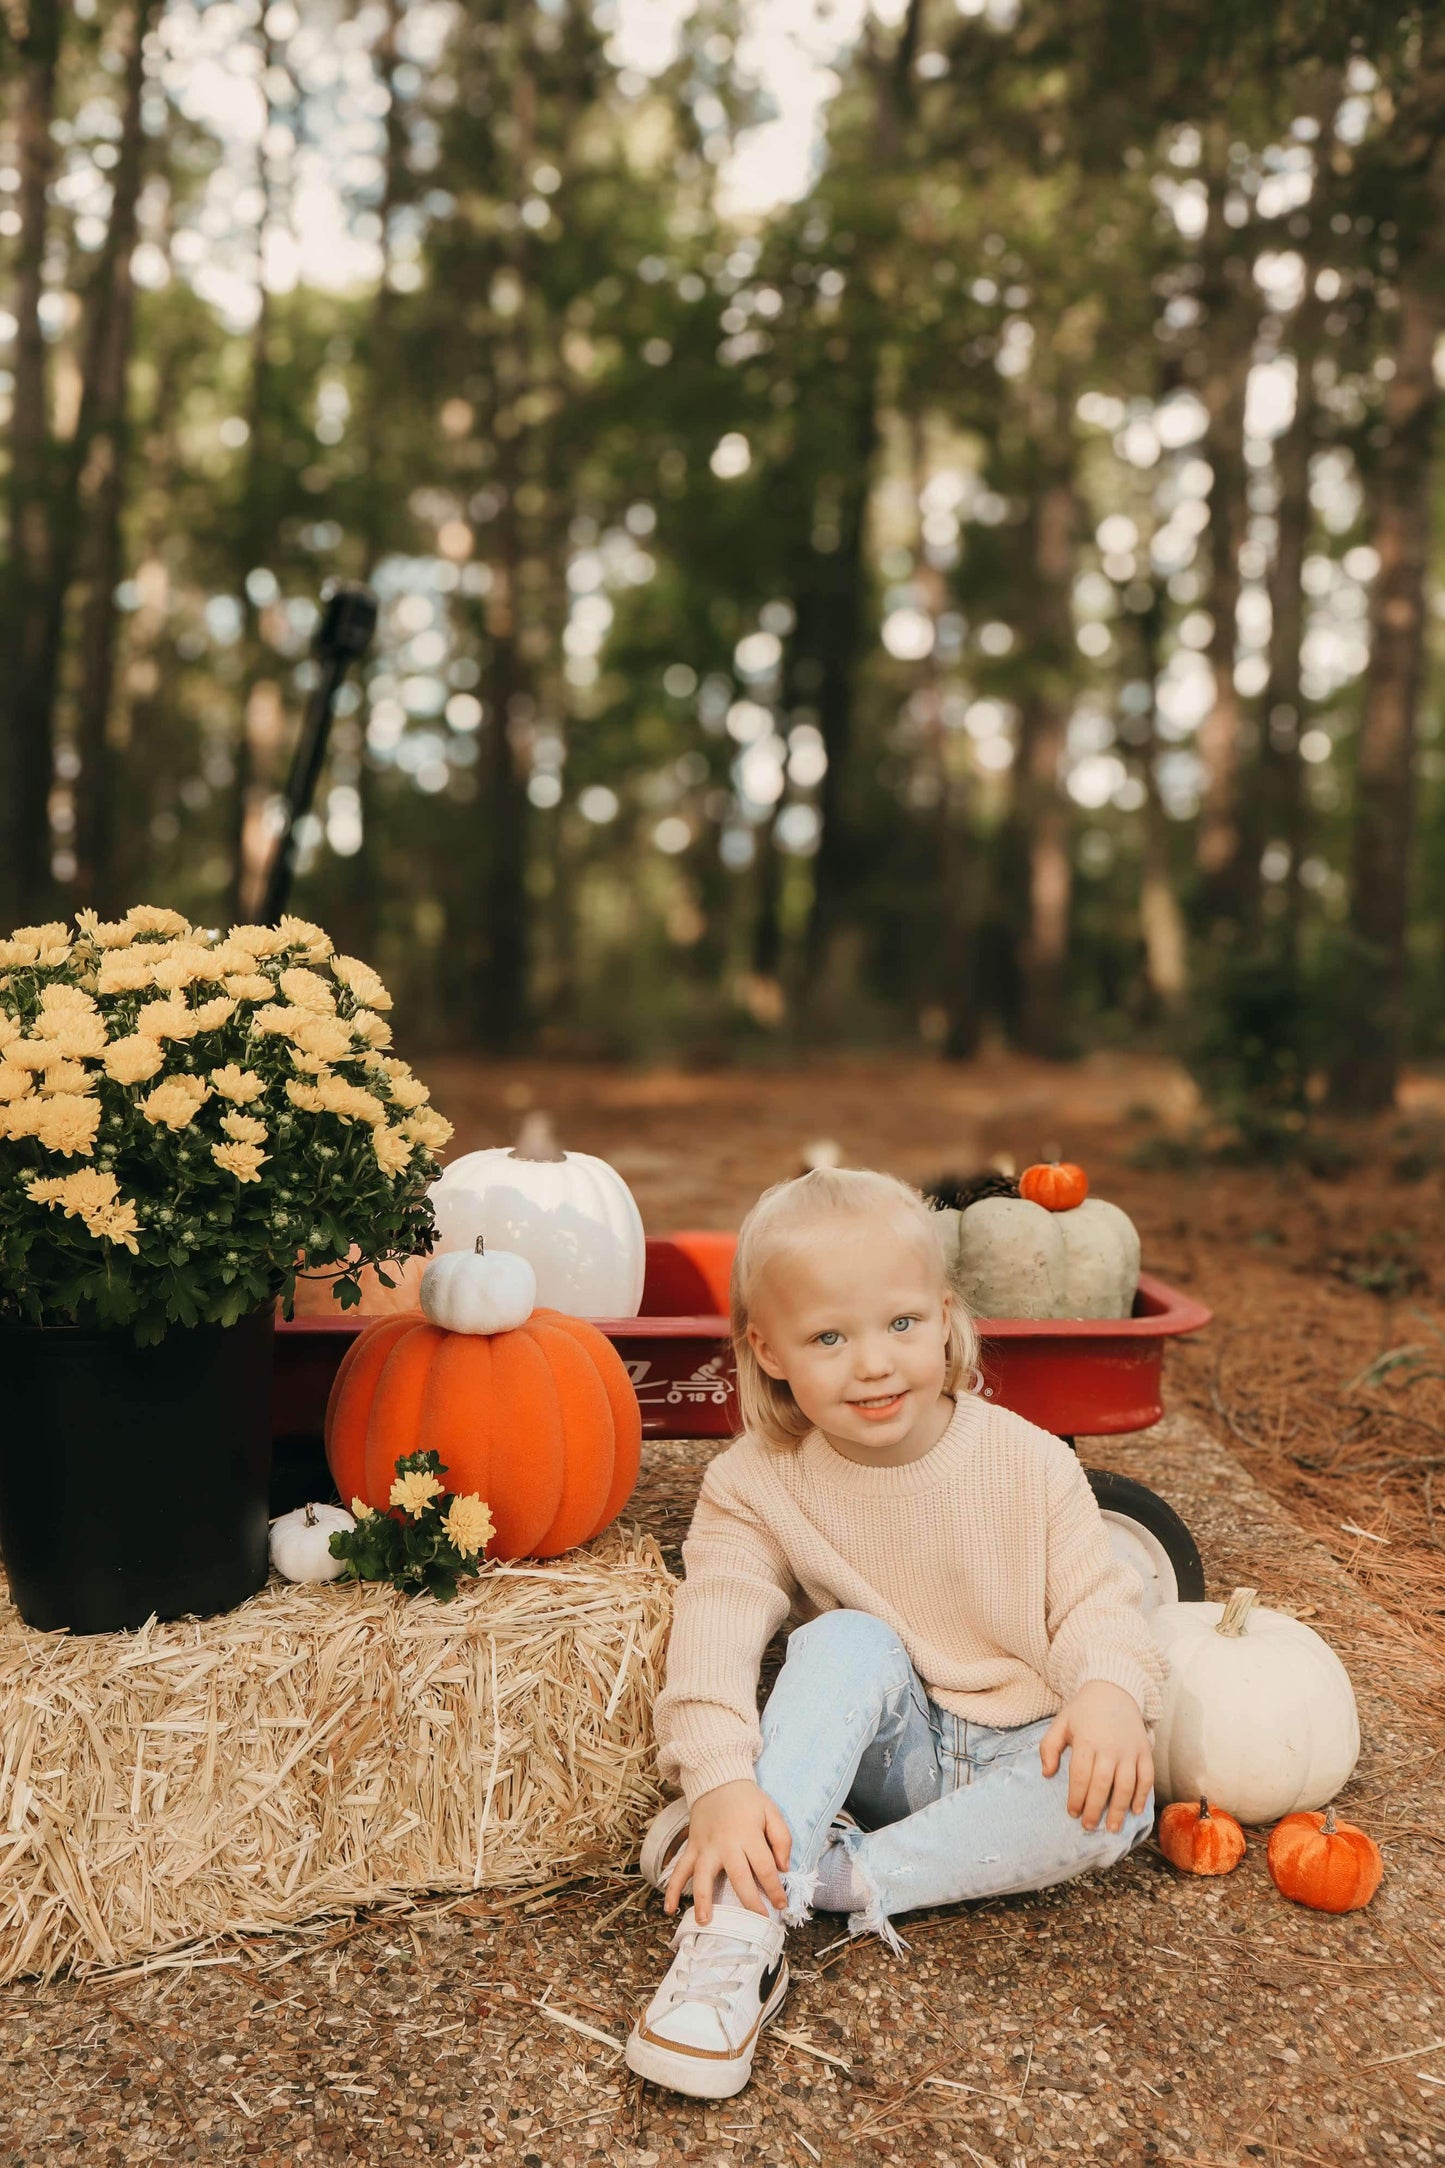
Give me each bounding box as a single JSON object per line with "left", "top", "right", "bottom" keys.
{"left": 758, "top": 1957, "right": 783, "bottom": 2005}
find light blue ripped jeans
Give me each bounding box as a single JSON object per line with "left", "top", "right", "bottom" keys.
{"left": 753, "top": 1608, "right": 1153, "bottom": 1953}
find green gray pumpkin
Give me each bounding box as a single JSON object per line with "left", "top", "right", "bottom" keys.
{"left": 934, "top": 1195, "right": 1141, "bottom": 1320}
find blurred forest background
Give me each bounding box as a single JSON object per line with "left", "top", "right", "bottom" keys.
{"left": 3, "top": 0, "right": 1445, "bottom": 1132}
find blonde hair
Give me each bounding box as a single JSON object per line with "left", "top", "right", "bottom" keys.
{"left": 730, "top": 1166, "right": 982, "bottom": 1451}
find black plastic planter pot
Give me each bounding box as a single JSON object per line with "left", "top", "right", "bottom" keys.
{"left": 0, "top": 1305, "right": 276, "bottom": 1634}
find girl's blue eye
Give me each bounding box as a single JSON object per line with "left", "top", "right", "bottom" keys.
{"left": 815, "top": 1329, "right": 842, "bottom": 1347}
{"left": 890, "top": 1316, "right": 915, "bottom": 1332}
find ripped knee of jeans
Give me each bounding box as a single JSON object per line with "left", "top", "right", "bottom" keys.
{"left": 781, "top": 1863, "right": 818, "bottom": 1929}
{"left": 836, "top": 1825, "right": 909, "bottom": 1958}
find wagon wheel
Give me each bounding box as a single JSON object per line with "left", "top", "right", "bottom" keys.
{"left": 1083, "top": 1468, "right": 1205, "bottom": 1611}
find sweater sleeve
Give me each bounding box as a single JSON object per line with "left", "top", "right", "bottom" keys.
{"left": 1039, "top": 1439, "right": 1167, "bottom": 1723}
{"left": 652, "top": 1450, "right": 797, "bottom": 1805}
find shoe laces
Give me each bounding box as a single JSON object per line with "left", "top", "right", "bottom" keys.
{"left": 660, "top": 1915, "right": 765, "bottom": 2015}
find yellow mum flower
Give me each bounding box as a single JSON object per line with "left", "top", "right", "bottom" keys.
{"left": 13, "top": 921, "right": 70, "bottom": 950}
{"left": 227, "top": 923, "right": 290, "bottom": 958}
{"left": 220, "top": 1110, "right": 267, "bottom": 1145}
{"left": 0, "top": 1015, "right": 19, "bottom": 1051}
{"left": 211, "top": 1063, "right": 265, "bottom": 1103}
{"left": 40, "top": 1060, "right": 98, "bottom": 1097}
{"left": 96, "top": 950, "right": 158, "bottom": 994}
{"left": 0, "top": 1063, "right": 33, "bottom": 1103}
{"left": 8, "top": 1037, "right": 63, "bottom": 1070}
{"left": 332, "top": 954, "right": 392, "bottom": 1010}
{"left": 251, "top": 1002, "right": 305, "bottom": 1036}
{"left": 286, "top": 1079, "right": 327, "bottom": 1114}
{"left": 442, "top": 1493, "right": 495, "bottom": 1561}
{"left": 222, "top": 972, "right": 275, "bottom": 1002}
{"left": 202, "top": 939, "right": 260, "bottom": 976}
{"left": 26, "top": 1176, "right": 68, "bottom": 1205}
{"left": 373, "top": 1125, "right": 413, "bottom": 1177}
{"left": 350, "top": 1008, "right": 393, "bottom": 1048}
{"left": 48, "top": 1012, "right": 108, "bottom": 1060}
{"left": 211, "top": 1140, "right": 268, "bottom": 1182}
{"left": 104, "top": 1034, "right": 165, "bottom": 1085}
{"left": 385, "top": 1072, "right": 430, "bottom": 1110}
{"left": 402, "top": 1107, "right": 454, "bottom": 1151}
{"left": 277, "top": 914, "right": 333, "bottom": 961}
{"left": 39, "top": 983, "right": 98, "bottom": 1016}
{"left": 289, "top": 1047, "right": 331, "bottom": 1074}
{"left": 141, "top": 1074, "right": 210, "bottom": 1129}
{"left": 278, "top": 966, "right": 336, "bottom": 1014}
{"left": 148, "top": 944, "right": 214, "bottom": 991}
{"left": 316, "top": 1075, "right": 386, "bottom": 1126}
{"left": 292, "top": 1014, "right": 353, "bottom": 1064}
{"left": 350, "top": 1497, "right": 375, "bottom": 1521}
{"left": 135, "top": 998, "right": 201, "bottom": 1042}
{"left": 191, "top": 995, "right": 237, "bottom": 1031}
{"left": 75, "top": 910, "right": 136, "bottom": 949}
{"left": 33, "top": 1095, "right": 101, "bottom": 1157}
{"left": 0, "top": 942, "right": 38, "bottom": 967}
{"left": 389, "top": 1468, "right": 443, "bottom": 1518}
{"left": 374, "top": 1055, "right": 409, "bottom": 1077}
{"left": 125, "top": 905, "right": 191, "bottom": 938}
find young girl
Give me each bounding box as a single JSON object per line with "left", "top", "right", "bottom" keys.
{"left": 625, "top": 1167, "right": 1164, "bottom": 2101}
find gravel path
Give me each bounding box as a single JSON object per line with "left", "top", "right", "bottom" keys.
{"left": 1, "top": 1416, "right": 1442, "bottom": 2167}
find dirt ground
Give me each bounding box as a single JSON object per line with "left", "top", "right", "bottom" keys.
{"left": 2, "top": 1048, "right": 1443, "bottom": 2168}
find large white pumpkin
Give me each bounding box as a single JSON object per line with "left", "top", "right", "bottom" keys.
{"left": 431, "top": 1111, "right": 645, "bottom": 1319}
{"left": 937, "top": 1193, "right": 1140, "bottom": 1319}
{"left": 1150, "top": 1586, "right": 1360, "bottom": 1824}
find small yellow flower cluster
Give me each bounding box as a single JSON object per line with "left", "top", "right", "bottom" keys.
{"left": 278, "top": 967, "right": 335, "bottom": 1014}
{"left": 0, "top": 922, "right": 73, "bottom": 969}
{"left": 332, "top": 955, "right": 392, "bottom": 1011}
{"left": 442, "top": 1493, "right": 495, "bottom": 1559}
{"left": 390, "top": 1468, "right": 444, "bottom": 1517}
{"left": 0, "top": 1094, "right": 102, "bottom": 1156}
{"left": 26, "top": 1167, "right": 141, "bottom": 1252}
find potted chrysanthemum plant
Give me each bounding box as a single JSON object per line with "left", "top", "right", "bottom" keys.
{"left": 0, "top": 906, "right": 452, "bottom": 1633}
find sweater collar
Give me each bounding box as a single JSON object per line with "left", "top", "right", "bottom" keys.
{"left": 797, "top": 1392, "right": 980, "bottom": 1498}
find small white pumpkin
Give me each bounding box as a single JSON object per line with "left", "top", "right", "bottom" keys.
{"left": 937, "top": 1192, "right": 1140, "bottom": 1320}
{"left": 420, "top": 1238, "right": 537, "bottom": 1336}
{"left": 269, "top": 1501, "right": 355, "bottom": 1584}
{"left": 1150, "top": 1586, "right": 1360, "bottom": 1823}
{"left": 431, "top": 1111, "right": 645, "bottom": 1319}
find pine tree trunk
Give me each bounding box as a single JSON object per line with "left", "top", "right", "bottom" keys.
{"left": 1327, "top": 271, "right": 1444, "bottom": 1112}
{"left": 1135, "top": 598, "right": 1189, "bottom": 1012}
{"left": 71, "top": 0, "right": 156, "bottom": 912}
{"left": 0, "top": 0, "right": 63, "bottom": 927}
{"left": 1194, "top": 146, "right": 1255, "bottom": 916}
{"left": 1015, "top": 477, "right": 1076, "bottom": 1058}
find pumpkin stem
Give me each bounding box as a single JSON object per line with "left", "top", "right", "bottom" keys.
{"left": 304, "top": 1503, "right": 317, "bottom": 1526}
{"left": 1198, "top": 1798, "right": 1211, "bottom": 1820}
{"left": 1216, "top": 1587, "right": 1259, "bottom": 1638}
{"left": 512, "top": 1110, "right": 564, "bottom": 1163}
{"left": 474, "top": 1236, "right": 486, "bottom": 1256}
{"left": 1322, "top": 1807, "right": 1337, "bottom": 1835}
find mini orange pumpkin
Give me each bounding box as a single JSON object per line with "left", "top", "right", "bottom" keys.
{"left": 1267, "top": 1807, "right": 1382, "bottom": 1913}
{"left": 325, "top": 1308, "right": 642, "bottom": 1561}
{"left": 1018, "top": 1161, "right": 1089, "bottom": 1211}
{"left": 1158, "top": 1798, "right": 1247, "bottom": 1876}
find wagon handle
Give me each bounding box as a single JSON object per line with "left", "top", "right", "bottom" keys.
{"left": 260, "top": 579, "right": 378, "bottom": 925}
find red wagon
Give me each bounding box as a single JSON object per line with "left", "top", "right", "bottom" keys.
{"left": 273, "top": 1231, "right": 1210, "bottom": 1607}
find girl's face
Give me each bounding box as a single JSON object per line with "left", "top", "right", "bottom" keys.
{"left": 745, "top": 1211, "right": 955, "bottom": 1465}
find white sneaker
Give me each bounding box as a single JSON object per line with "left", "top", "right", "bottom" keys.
{"left": 639, "top": 1795, "right": 692, "bottom": 1894}
{"left": 624, "top": 1902, "right": 788, "bottom": 2099}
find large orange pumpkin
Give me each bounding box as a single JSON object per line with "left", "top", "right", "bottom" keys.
{"left": 1266, "top": 1807, "right": 1382, "bottom": 1913}
{"left": 325, "top": 1307, "right": 642, "bottom": 1561}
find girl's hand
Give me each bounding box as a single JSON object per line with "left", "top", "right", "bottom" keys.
{"left": 664, "top": 1779, "right": 792, "bottom": 1924}
{"left": 1039, "top": 1681, "right": 1154, "bottom": 1834}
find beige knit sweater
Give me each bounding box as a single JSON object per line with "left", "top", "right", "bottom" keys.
{"left": 654, "top": 1392, "right": 1168, "bottom": 1805}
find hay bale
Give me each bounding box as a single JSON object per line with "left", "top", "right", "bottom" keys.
{"left": 0, "top": 1524, "right": 675, "bottom": 1985}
